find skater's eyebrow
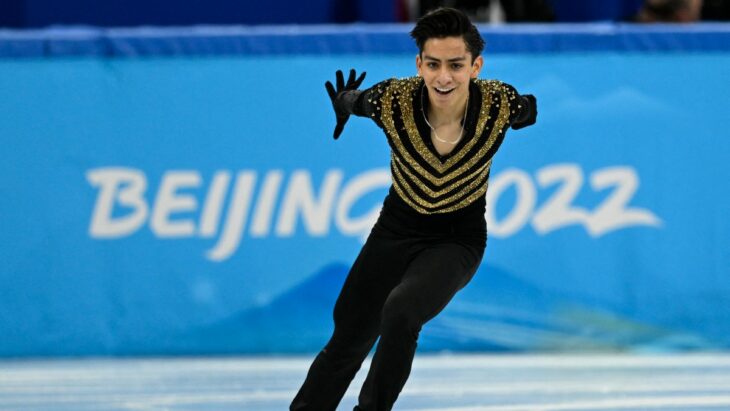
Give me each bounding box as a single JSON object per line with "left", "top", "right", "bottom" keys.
{"left": 423, "top": 55, "right": 467, "bottom": 63}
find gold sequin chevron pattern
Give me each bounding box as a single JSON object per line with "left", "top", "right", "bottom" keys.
{"left": 378, "top": 77, "right": 516, "bottom": 214}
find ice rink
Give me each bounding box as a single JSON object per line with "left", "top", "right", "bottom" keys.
{"left": 2, "top": 354, "right": 730, "bottom": 410}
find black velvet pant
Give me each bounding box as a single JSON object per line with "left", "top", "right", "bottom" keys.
{"left": 290, "top": 205, "right": 486, "bottom": 411}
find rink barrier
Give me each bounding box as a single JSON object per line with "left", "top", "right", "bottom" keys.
{"left": 0, "top": 24, "right": 728, "bottom": 356}
{"left": 1, "top": 23, "right": 730, "bottom": 57}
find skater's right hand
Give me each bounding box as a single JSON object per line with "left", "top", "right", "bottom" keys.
{"left": 325, "top": 69, "right": 367, "bottom": 139}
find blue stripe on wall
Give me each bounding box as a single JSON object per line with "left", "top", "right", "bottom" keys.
{"left": 1, "top": 23, "right": 730, "bottom": 58}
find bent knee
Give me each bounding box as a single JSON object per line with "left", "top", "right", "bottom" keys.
{"left": 380, "top": 295, "right": 422, "bottom": 338}
{"left": 324, "top": 327, "right": 377, "bottom": 358}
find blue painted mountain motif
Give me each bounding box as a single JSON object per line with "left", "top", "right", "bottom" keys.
{"left": 169, "top": 262, "right": 719, "bottom": 355}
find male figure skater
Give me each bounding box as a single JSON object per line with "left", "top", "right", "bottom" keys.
{"left": 291, "top": 7, "right": 537, "bottom": 411}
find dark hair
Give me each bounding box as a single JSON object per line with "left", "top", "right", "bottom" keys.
{"left": 644, "top": 0, "right": 689, "bottom": 19}
{"left": 410, "top": 7, "right": 485, "bottom": 59}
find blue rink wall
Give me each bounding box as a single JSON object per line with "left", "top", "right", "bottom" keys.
{"left": 0, "top": 25, "right": 729, "bottom": 356}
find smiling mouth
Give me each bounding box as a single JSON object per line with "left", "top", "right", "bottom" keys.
{"left": 434, "top": 87, "right": 455, "bottom": 95}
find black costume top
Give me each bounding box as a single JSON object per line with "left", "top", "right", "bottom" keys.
{"left": 346, "top": 76, "right": 536, "bottom": 231}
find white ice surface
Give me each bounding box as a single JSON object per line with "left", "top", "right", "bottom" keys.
{"left": 1, "top": 354, "right": 730, "bottom": 410}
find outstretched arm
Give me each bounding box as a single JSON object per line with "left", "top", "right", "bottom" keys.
{"left": 325, "top": 69, "right": 367, "bottom": 139}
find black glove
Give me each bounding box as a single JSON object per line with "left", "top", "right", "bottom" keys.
{"left": 512, "top": 94, "right": 537, "bottom": 130}
{"left": 325, "top": 69, "right": 366, "bottom": 139}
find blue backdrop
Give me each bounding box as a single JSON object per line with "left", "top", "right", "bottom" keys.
{"left": 1, "top": 25, "right": 729, "bottom": 356}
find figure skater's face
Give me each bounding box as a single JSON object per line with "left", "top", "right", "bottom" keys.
{"left": 416, "top": 36, "right": 483, "bottom": 112}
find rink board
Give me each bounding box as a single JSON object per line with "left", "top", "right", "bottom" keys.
{"left": 0, "top": 25, "right": 729, "bottom": 356}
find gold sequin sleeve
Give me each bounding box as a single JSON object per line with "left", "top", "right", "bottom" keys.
{"left": 496, "top": 81, "right": 537, "bottom": 130}
{"left": 351, "top": 79, "right": 394, "bottom": 130}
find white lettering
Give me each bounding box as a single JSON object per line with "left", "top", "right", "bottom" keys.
{"left": 87, "top": 167, "right": 148, "bottom": 238}
{"left": 250, "top": 170, "right": 284, "bottom": 238}
{"left": 587, "top": 167, "right": 662, "bottom": 236}
{"left": 275, "top": 170, "right": 343, "bottom": 237}
{"left": 335, "top": 169, "right": 391, "bottom": 239}
{"left": 150, "top": 171, "right": 201, "bottom": 237}
{"left": 86, "top": 164, "right": 663, "bottom": 262}
{"left": 199, "top": 171, "right": 231, "bottom": 237}
{"left": 532, "top": 164, "right": 591, "bottom": 234}
{"left": 206, "top": 171, "right": 257, "bottom": 261}
{"left": 486, "top": 169, "right": 536, "bottom": 238}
